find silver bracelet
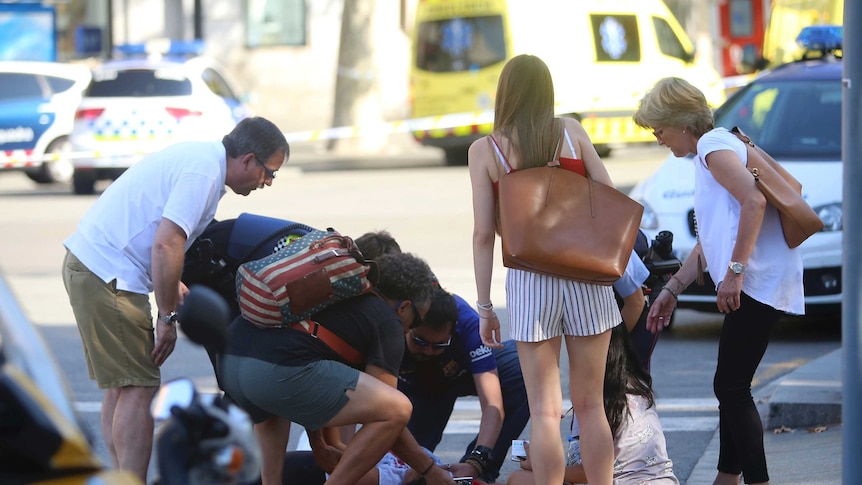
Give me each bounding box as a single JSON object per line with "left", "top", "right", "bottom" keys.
{"left": 476, "top": 301, "right": 494, "bottom": 311}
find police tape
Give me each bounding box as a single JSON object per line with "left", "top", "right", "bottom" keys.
{"left": 0, "top": 106, "right": 660, "bottom": 168}
{"left": 0, "top": 110, "right": 498, "bottom": 168}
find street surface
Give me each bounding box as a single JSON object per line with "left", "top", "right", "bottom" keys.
{"left": 0, "top": 140, "right": 840, "bottom": 483}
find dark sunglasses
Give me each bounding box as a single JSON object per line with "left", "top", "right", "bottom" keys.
{"left": 410, "top": 329, "right": 452, "bottom": 349}
{"left": 255, "top": 155, "right": 277, "bottom": 180}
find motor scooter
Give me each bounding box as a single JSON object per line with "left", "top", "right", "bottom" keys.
{"left": 150, "top": 285, "right": 260, "bottom": 485}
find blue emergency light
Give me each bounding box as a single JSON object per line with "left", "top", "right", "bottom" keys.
{"left": 796, "top": 25, "right": 843, "bottom": 53}
{"left": 114, "top": 39, "right": 205, "bottom": 58}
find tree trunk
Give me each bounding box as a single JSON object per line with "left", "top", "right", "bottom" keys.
{"left": 329, "top": 0, "right": 384, "bottom": 152}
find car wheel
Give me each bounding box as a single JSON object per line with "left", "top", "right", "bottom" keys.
{"left": 443, "top": 147, "right": 469, "bottom": 166}
{"left": 24, "top": 137, "right": 74, "bottom": 184}
{"left": 72, "top": 170, "right": 97, "bottom": 195}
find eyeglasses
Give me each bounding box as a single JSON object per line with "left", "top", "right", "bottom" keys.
{"left": 410, "top": 329, "right": 452, "bottom": 349}
{"left": 255, "top": 155, "right": 277, "bottom": 180}
{"left": 651, "top": 128, "right": 665, "bottom": 139}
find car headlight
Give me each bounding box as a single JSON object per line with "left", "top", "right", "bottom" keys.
{"left": 814, "top": 202, "right": 842, "bottom": 232}
{"left": 638, "top": 200, "right": 658, "bottom": 230}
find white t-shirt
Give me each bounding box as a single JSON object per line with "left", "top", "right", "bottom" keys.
{"left": 64, "top": 140, "right": 227, "bottom": 294}
{"left": 694, "top": 128, "right": 804, "bottom": 314}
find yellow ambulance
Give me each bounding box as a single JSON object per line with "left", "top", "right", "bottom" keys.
{"left": 410, "top": 0, "right": 726, "bottom": 165}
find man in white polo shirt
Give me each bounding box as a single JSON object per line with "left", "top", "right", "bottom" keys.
{"left": 61, "top": 116, "right": 288, "bottom": 483}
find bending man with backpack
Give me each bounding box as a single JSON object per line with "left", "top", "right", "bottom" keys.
{"left": 218, "top": 251, "right": 455, "bottom": 485}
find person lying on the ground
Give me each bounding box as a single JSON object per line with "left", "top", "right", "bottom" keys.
{"left": 259, "top": 446, "right": 476, "bottom": 485}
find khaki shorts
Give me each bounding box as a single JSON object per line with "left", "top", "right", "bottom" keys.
{"left": 62, "top": 250, "right": 159, "bottom": 389}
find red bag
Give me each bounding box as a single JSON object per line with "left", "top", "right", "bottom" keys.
{"left": 236, "top": 229, "right": 377, "bottom": 328}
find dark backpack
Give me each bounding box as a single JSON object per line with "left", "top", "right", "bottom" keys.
{"left": 183, "top": 213, "right": 317, "bottom": 317}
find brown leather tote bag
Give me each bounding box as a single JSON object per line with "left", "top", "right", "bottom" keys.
{"left": 498, "top": 138, "right": 644, "bottom": 285}
{"left": 731, "top": 127, "right": 824, "bottom": 248}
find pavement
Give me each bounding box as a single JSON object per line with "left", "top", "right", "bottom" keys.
{"left": 685, "top": 348, "right": 843, "bottom": 485}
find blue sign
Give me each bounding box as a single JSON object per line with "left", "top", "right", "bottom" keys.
{"left": 76, "top": 25, "right": 103, "bottom": 56}
{"left": 0, "top": 4, "right": 56, "bottom": 61}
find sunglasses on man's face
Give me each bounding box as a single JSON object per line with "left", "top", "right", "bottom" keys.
{"left": 410, "top": 329, "right": 452, "bottom": 349}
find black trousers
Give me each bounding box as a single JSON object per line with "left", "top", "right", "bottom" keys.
{"left": 714, "top": 292, "right": 781, "bottom": 483}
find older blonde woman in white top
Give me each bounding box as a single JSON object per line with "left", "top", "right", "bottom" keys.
{"left": 633, "top": 77, "right": 804, "bottom": 485}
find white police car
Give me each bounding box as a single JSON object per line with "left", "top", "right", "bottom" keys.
{"left": 628, "top": 26, "right": 843, "bottom": 315}
{"left": 0, "top": 61, "right": 91, "bottom": 184}
{"left": 69, "top": 41, "right": 251, "bottom": 195}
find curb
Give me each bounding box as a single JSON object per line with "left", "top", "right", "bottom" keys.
{"left": 765, "top": 348, "right": 842, "bottom": 429}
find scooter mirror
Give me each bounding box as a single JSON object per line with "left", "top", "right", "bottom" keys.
{"left": 178, "top": 284, "right": 231, "bottom": 355}
{"left": 151, "top": 378, "right": 195, "bottom": 420}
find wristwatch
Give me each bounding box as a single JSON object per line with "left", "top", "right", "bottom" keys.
{"left": 728, "top": 261, "right": 746, "bottom": 275}
{"left": 160, "top": 311, "right": 179, "bottom": 326}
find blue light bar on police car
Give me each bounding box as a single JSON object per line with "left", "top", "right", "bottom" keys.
{"left": 796, "top": 25, "right": 843, "bottom": 52}
{"left": 114, "top": 39, "right": 205, "bottom": 58}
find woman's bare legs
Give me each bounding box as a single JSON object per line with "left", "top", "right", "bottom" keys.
{"left": 516, "top": 338, "right": 565, "bottom": 485}
{"left": 566, "top": 330, "right": 614, "bottom": 485}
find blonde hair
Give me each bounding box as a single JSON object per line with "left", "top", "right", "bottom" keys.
{"left": 633, "top": 77, "right": 714, "bottom": 138}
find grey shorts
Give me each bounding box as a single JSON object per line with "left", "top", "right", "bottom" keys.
{"left": 62, "top": 250, "right": 159, "bottom": 388}
{"left": 220, "top": 355, "right": 359, "bottom": 430}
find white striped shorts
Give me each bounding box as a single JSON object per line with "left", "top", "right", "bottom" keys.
{"left": 506, "top": 268, "right": 622, "bottom": 342}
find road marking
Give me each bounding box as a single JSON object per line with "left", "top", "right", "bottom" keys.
{"left": 443, "top": 416, "right": 718, "bottom": 434}
{"left": 74, "top": 396, "right": 720, "bottom": 433}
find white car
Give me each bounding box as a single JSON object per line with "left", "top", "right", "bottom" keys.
{"left": 629, "top": 32, "right": 843, "bottom": 316}
{"left": 70, "top": 41, "right": 251, "bottom": 194}
{"left": 0, "top": 61, "right": 91, "bottom": 184}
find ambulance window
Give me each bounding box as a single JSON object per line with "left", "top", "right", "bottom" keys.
{"left": 86, "top": 70, "right": 193, "bottom": 97}
{"left": 415, "top": 16, "right": 506, "bottom": 72}
{"left": 590, "top": 14, "right": 640, "bottom": 62}
{"left": 653, "top": 17, "right": 689, "bottom": 62}
{"left": 0, "top": 73, "right": 45, "bottom": 101}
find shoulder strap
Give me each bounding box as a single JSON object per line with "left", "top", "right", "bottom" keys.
{"left": 730, "top": 126, "right": 802, "bottom": 194}
{"left": 289, "top": 320, "right": 364, "bottom": 366}
{"left": 563, "top": 125, "right": 577, "bottom": 159}
{"left": 488, "top": 135, "right": 513, "bottom": 173}
{"left": 548, "top": 120, "right": 564, "bottom": 167}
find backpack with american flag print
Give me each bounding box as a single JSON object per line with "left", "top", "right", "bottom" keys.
{"left": 236, "top": 228, "right": 378, "bottom": 328}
